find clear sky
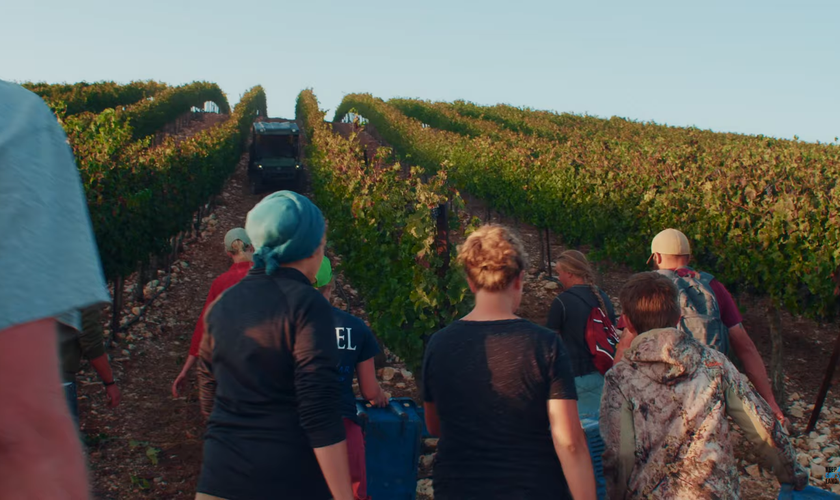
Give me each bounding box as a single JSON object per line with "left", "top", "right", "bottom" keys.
{"left": 2, "top": 0, "right": 838, "bottom": 143}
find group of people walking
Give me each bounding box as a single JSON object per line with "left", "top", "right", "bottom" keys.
{"left": 169, "top": 191, "right": 807, "bottom": 500}
{"left": 422, "top": 224, "right": 806, "bottom": 499}
{"left": 0, "top": 80, "right": 809, "bottom": 500}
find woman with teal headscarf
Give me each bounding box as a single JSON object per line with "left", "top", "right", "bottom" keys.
{"left": 194, "top": 191, "right": 353, "bottom": 500}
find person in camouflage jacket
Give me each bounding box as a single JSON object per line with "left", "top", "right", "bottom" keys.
{"left": 600, "top": 272, "right": 807, "bottom": 499}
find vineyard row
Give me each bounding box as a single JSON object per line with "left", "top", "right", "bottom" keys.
{"left": 335, "top": 94, "right": 840, "bottom": 321}
{"left": 297, "top": 89, "right": 472, "bottom": 369}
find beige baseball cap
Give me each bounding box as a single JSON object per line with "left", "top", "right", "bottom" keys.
{"left": 224, "top": 228, "right": 252, "bottom": 252}
{"left": 647, "top": 228, "right": 691, "bottom": 263}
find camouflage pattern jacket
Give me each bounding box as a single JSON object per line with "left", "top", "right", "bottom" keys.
{"left": 600, "top": 327, "right": 807, "bottom": 499}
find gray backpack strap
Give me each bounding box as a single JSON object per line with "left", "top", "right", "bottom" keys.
{"left": 657, "top": 268, "right": 729, "bottom": 353}
{"left": 655, "top": 269, "right": 677, "bottom": 280}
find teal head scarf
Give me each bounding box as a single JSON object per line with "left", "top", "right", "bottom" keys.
{"left": 245, "top": 191, "right": 326, "bottom": 275}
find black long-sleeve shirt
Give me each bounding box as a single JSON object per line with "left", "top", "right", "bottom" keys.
{"left": 197, "top": 266, "right": 345, "bottom": 500}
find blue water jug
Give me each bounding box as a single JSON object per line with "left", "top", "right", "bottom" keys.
{"left": 356, "top": 398, "right": 425, "bottom": 500}
{"left": 778, "top": 484, "right": 840, "bottom": 499}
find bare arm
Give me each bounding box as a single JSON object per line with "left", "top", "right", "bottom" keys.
{"left": 548, "top": 399, "right": 597, "bottom": 500}
{"left": 172, "top": 354, "right": 198, "bottom": 398}
{"left": 0, "top": 318, "right": 90, "bottom": 500}
{"left": 196, "top": 318, "right": 217, "bottom": 418}
{"left": 89, "top": 353, "right": 115, "bottom": 384}
{"left": 613, "top": 329, "right": 636, "bottom": 365}
{"left": 313, "top": 442, "right": 353, "bottom": 500}
{"left": 356, "top": 358, "right": 387, "bottom": 406}
{"left": 423, "top": 402, "right": 441, "bottom": 437}
{"left": 729, "top": 324, "right": 783, "bottom": 420}
{"left": 89, "top": 354, "right": 121, "bottom": 408}
{"left": 723, "top": 355, "right": 807, "bottom": 489}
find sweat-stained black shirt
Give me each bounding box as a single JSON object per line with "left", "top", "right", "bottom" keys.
{"left": 196, "top": 267, "right": 345, "bottom": 500}
{"left": 422, "top": 319, "right": 578, "bottom": 500}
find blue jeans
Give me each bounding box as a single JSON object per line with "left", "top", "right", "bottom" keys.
{"left": 575, "top": 372, "right": 605, "bottom": 420}
{"left": 63, "top": 380, "right": 79, "bottom": 429}
{"left": 581, "top": 418, "right": 608, "bottom": 500}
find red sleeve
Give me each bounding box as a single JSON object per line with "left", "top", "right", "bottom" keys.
{"left": 189, "top": 278, "right": 223, "bottom": 357}
{"left": 710, "top": 279, "right": 743, "bottom": 328}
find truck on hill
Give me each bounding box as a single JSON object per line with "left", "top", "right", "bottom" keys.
{"left": 248, "top": 118, "right": 302, "bottom": 194}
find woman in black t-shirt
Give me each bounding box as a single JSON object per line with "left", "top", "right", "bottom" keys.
{"left": 422, "top": 225, "right": 596, "bottom": 500}
{"left": 546, "top": 250, "right": 616, "bottom": 420}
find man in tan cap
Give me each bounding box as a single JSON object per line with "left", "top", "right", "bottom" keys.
{"left": 171, "top": 228, "right": 254, "bottom": 398}
{"left": 616, "top": 228, "right": 784, "bottom": 424}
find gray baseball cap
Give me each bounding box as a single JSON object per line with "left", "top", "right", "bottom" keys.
{"left": 224, "top": 228, "right": 252, "bottom": 251}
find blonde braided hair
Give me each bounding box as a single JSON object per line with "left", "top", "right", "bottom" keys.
{"left": 556, "top": 250, "right": 607, "bottom": 313}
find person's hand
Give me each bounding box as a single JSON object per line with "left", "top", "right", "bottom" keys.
{"left": 793, "top": 463, "right": 810, "bottom": 490}
{"left": 105, "top": 383, "right": 121, "bottom": 408}
{"left": 767, "top": 402, "right": 789, "bottom": 430}
{"left": 371, "top": 389, "right": 389, "bottom": 408}
{"left": 172, "top": 370, "right": 188, "bottom": 398}
{"left": 775, "top": 412, "right": 791, "bottom": 433}
{"left": 614, "top": 329, "right": 636, "bottom": 364}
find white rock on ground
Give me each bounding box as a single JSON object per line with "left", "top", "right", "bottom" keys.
{"left": 789, "top": 407, "right": 805, "bottom": 418}
{"left": 420, "top": 454, "right": 435, "bottom": 468}
{"left": 382, "top": 367, "right": 396, "bottom": 381}
{"left": 745, "top": 464, "right": 761, "bottom": 478}
{"left": 797, "top": 453, "right": 811, "bottom": 467}
{"left": 401, "top": 369, "right": 413, "bottom": 380}
{"left": 416, "top": 479, "right": 433, "bottom": 497}
{"left": 544, "top": 281, "right": 559, "bottom": 290}
{"left": 811, "top": 464, "right": 827, "bottom": 479}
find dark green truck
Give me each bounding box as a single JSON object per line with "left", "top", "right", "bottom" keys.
{"left": 248, "top": 120, "right": 302, "bottom": 194}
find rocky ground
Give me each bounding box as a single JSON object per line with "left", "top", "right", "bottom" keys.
{"left": 77, "top": 129, "right": 840, "bottom": 499}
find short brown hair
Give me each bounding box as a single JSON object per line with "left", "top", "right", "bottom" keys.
{"left": 457, "top": 224, "right": 528, "bottom": 292}
{"left": 619, "top": 272, "right": 681, "bottom": 334}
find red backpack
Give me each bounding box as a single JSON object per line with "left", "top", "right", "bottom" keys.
{"left": 568, "top": 289, "right": 620, "bottom": 375}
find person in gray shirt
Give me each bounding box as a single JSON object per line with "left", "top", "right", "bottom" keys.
{"left": 0, "top": 79, "right": 111, "bottom": 499}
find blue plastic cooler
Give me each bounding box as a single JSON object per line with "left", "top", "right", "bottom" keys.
{"left": 778, "top": 484, "right": 840, "bottom": 499}
{"left": 356, "top": 398, "right": 425, "bottom": 500}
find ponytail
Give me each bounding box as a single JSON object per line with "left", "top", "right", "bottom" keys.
{"left": 589, "top": 283, "right": 608, "bottom": 314}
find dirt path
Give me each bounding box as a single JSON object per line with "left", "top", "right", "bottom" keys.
{"left": 79, "top": 154, "right": 269, "bottom": 498}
